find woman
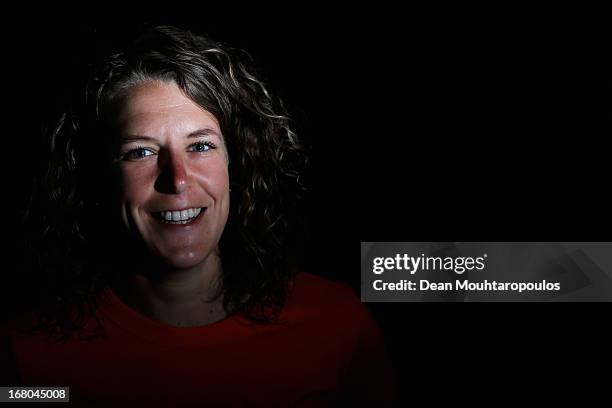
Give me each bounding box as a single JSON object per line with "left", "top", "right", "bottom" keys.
{"left": 2, "top": 25, "right": 394, "bottom": 406}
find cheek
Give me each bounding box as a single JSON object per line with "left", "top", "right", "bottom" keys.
{"left": 193, "top": 159, "right": 230, "bottom": 194}
{"left": 117, "top": 164, "right": 156, "bottom": 201}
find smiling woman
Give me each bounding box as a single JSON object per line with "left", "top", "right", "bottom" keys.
{"left": 110, "top": 80, "right": 232, "bottom": 327}
{"left": 114, "top": 81, "right": 230, "bottom": 285}
{"left": 1, "top": 25, "right": 394, "bottom": 406}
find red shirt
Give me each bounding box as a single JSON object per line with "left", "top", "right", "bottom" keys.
{"left": 3, "top": 272, "right": 394, "bottom": 407}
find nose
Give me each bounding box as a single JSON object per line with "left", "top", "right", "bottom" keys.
{"left": 155, "top": 149, "right": 191, "bottom": 194}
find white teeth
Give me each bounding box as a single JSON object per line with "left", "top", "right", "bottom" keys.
{"left": 158, "top": 207, "right": 203, "bottom": 223}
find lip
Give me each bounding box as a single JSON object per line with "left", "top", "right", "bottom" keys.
{"left": 151, "top": 207, "right": 207, "bottom": 228}
{"left": 152, "top": 206, "right": 204, "bottom": 213}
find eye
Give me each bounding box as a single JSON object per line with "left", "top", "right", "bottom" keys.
{"left": 189, "top": 141, "right": 216, "bottom": 153}
{"left": 122, "top": 147, "right": 155, "bottom": 161}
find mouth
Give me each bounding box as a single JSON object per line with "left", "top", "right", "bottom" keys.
{"left": 152, "top": 207, "right": 206, "bottom": 225}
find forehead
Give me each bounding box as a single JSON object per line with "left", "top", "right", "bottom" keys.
{"left": 113, "top": 80, "right": 220, "bottom": 134}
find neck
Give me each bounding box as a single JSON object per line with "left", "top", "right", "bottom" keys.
{"left": 110, "top": 249, "right": 228, "bottom": 327}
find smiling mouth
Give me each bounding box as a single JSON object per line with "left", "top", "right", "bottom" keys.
{"left": 153, "top": 207, "right": 206, "bottom": 225}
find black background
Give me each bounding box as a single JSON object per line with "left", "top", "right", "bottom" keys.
{"left": 2, "top": 6, "right": 610, "bottom": 405}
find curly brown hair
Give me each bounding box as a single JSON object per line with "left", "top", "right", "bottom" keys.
{"left": 25, "top": 25, "right": 307, "bottom": 337}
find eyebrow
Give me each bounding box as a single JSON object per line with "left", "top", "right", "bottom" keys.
{"left": 119, "top": 127, "right": 222, "bottom": 143}
{"left": 186, "top": 128, "right": 221, "bottom": 139}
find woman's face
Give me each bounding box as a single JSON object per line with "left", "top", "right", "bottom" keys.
{"left": 112, "top": 80, "right": 229, "bottom": 269}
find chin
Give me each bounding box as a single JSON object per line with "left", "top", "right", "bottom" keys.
{"left": 157, "top": 249, "right": 210, "bottom": 270}
{"left": 125, "top": 241, "right": 210, "bottom": 270}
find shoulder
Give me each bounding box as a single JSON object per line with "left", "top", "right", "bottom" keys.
{"left": 287, "top": 272, "right": 395, "bottom": 405}
{"left": 288, "top": 271, "right": 360, "bottom": 310}
{"left": 1, "top": 312, "right": 40, "bottom": 384}
{"left": 285, "top": 272, "right": 375, "bottom": 336}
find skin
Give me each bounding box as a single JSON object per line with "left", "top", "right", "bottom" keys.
{"left": 109, "top": 80, "right": 230, "bottom": 327}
